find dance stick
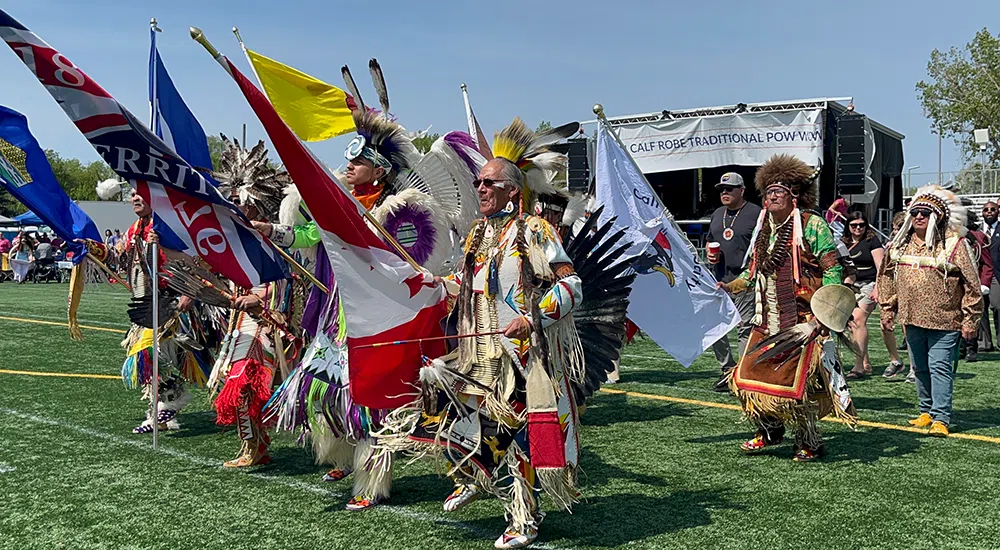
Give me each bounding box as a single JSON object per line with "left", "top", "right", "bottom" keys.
{"left": 353, "top": 330, "right": 506, "bottom": 349}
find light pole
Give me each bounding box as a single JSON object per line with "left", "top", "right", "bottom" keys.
{"left": 975, "top": 129, "right": 990, "bottom": 194}
{"left": 936, "top": 126, "right": 942, "bottom": 185}
{"left": 905, "top": 165, "right": 920, "bottom": 193}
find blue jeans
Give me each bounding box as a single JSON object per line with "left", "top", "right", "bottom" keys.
{"left": 905, "top": 325, "right": 960, "bottom": 425}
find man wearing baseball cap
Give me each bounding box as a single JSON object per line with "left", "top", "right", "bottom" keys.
{"left": 706, "top": 172, "right": 761, "bottom": 391}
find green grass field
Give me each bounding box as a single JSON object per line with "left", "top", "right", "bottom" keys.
{"left": 2, "top": 282, "right": 1000, "bottom": 549}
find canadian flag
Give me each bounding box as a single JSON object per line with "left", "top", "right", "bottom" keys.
{"left": 215, "top": 51, "right": 448, "bottom": 408}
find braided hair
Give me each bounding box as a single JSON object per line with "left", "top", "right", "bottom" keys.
{"left": 514, "top": 216, "right": 552, "bottom": 375}
{"left": 456, "top": 220, "right": 487, "bottom": 330}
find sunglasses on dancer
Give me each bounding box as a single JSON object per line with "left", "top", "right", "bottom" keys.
{"left": 911, "top": 208, "right": 933, "bottom": 218}
{"left": 849, "top": 222, "right": 866, "bottom": 228}
{"left": 474, "top": 178, "right": 511, "bottom": 189}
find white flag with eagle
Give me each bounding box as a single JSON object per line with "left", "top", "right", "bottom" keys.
{"left": 595, "top": 118, "right": 740, "bottom": 366}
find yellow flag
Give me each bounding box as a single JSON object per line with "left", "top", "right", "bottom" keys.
{"left": 245, "top": 48, "right": 355, "bottom": 142}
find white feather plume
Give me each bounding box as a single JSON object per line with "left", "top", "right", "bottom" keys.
{"left": 95, "top": 178, "right": 123, "bottom": 200}
{"left": 279, "top": 184, "right": 306, "bottom": 226}
{"left": 369, "top": 188, "right": 454, "bottom": 275}
{"left": 399, "top": 136, "right": 484, "bottom": 236}
{"left": 562, "top": 193, "right": 589, "bottom": 228}
{"left": 525, "top": 152, "right": 569, "bottom": 198}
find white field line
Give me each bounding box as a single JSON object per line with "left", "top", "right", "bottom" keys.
{"left": 0, "top": 406, "right": 566, "bottom": 550}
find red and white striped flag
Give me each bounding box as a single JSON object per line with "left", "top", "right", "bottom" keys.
{"left": 0, "top": 10, "right": 289, "bottom": 288}
{"left": 207, "top": 47, "right": 449, "bottom": 408}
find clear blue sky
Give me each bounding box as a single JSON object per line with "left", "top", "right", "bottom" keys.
{"left": 0, "top": 0, "right": 997, "bottom": 183}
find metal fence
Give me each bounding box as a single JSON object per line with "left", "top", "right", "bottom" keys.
{"left": 903, "top": 169, "right": 1000, "bottom": 197}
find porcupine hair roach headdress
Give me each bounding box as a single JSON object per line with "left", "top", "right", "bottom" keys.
{"left": 891, "top": 184, "right": 967, "bottom": 250}
{"left": 747, "top": 154, "right": 821, "bottom": 284}
{"left": 491, "top": 118, "right": 578, "bottom": 213}
{"left": 345, "top": 109, "right": 420, "bottom": 186}
{"left": 212, "top": 135, "right": 290, "bottom": 222}
{"left": 754, "top": 153, "right": 820, "bottom": 211}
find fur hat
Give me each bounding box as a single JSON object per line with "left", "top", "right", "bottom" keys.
{"left": 754, "top": 154, "right": 819, "bottom": 210}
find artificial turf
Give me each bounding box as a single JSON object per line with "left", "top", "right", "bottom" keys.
{"left": 1, "top": 282, "right": 1000, "bottom": 549}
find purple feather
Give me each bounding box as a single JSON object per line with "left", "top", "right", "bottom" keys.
{"left": 382, "top": 204, "right": 437, "bottom": 266}
{"left": 294, "top": 373, "right": 312, "bottom": 426}
{"left": 301, "top": 250, "right": 333, "bottom": 338}
{"left": 444, "top": 131, "right": 482, "bottom": 176}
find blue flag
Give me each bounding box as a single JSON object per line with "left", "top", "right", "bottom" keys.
{"left": 149, "top": 28, "right": 214, "bottom": 173}
{"left": 0, "top": 104, "right": 102, "bottom": 263}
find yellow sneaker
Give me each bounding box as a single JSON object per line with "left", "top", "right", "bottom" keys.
{"left": 908, "top": 413, "right": 933, "bottom": 428}
{"left": 928, "top": 421, "right": 950, "bottom": 437}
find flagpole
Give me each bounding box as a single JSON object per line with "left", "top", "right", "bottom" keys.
{"left": 149, "top": 17, "right": 162, "bottom": 450}
{"left": 232, "top": 27, "right": 265, "bottom": 92}
{"left": 593, "top": 103, "right": 701, "bottom": 260}
{"left": 263, "top": 234, "right": 330, "bottom": 294}
{"left": 195, "top": 27, "right": 426, "bottom": 276}
{"left": 88, "top": 254, "right": 132, "bottom": 292}
{"left": 461, "top": 83, "right": 476, "bottom": 143}
{"left": 461, "top": 83, "right": 492, "bottom": 160}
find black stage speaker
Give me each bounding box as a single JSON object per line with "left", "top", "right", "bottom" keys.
{"left": 836, "top": 113, "right": 867, "bottom": 195}
{"left": 549, "top": 138, "right": 590, "bottom": 193}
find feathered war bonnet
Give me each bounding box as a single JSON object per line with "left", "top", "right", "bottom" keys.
{"left": 212, "top": 135, "right": 290, "bottom": 222}
{"left": 491, "top": 118, "right": 578, "bottom": 214}
{"left": 891, "top": 184, "right": 967, "bottom": 250}
{"left": 345, "top": 109, "right": 419, "bottom": 189}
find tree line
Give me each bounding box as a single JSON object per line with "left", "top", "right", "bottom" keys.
{"left": 918, "top": 27, "right": 1000, "bottom": 179}
{"left": 0, "top": 136, "right": 229, "bottom": 218}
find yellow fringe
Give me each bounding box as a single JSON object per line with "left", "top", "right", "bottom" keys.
{"left": 67, "top": 263, "right": 85, "bottom": 341}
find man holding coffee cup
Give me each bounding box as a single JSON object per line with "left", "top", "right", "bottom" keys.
{"left": 707, "top": 172, "right": 761, "bottom": 391}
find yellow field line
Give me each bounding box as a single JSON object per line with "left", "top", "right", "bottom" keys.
{"left": 599, "top": 387, "right": 1000, "bottom": 445}
{"left": 0, "top": 369, "right": 120, "bottom": 380}
{"left": 0, "top": 315, "right": 127, "bottom": 334}
{"left": 2, "top": 313, "right": 999, "bottom": 444}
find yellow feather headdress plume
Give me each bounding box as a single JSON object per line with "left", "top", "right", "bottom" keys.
{"left": 492, "top": 118, "right": 534, "bottom": 165}
{"left": 490, "top": 118, "right": 581, "bottom": 211}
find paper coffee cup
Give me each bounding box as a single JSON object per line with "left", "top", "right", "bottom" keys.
{"left": 706, "top": 242, "right": 721, "bottom": 263}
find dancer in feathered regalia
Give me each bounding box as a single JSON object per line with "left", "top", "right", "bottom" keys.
{"left": 877, "top": 186, "right": 982, "bottom": 436}
{"left": 257, "top": 102, "right": 484, "bottom": 509}
{"left": 720, "top": 154, "right": 855, "bottom": 462}
{"left": 86, "top": 183, "right": 221, "bottom": 434}
{"left": 379, "top": 118, "right": 609, "bottom": 549}
{"left": 209, "top": 136, "right": 302, "bottom": 468}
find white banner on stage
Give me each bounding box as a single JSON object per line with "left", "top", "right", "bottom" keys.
{"left": 614, "top": 109, "right": 824, "bottom": 173}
